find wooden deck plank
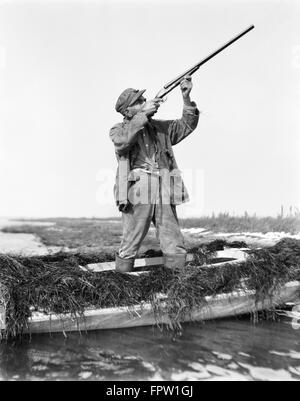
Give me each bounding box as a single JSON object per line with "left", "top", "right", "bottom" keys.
{"left": 0, "top": 284, "right": 7, "bottom": 331}
{"left": 84, "top": 249, "right": 247, "bottom": 273}
{"left": 0, "top": 309, "right": 5, "bottom": 331}
{"left": 83, "top": 254, "right": 193, "bottom": 272}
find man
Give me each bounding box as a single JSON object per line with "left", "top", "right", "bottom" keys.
{"left": 110, "top": 76, "right": 200, "bottom": 272}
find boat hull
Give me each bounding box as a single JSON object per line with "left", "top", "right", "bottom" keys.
{"left": 24, "top": 281, "right": 300, "bottom": 334}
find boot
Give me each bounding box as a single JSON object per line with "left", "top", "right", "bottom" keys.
{"left": 115, "top": 253, "right": 135, "bottom": 273}
{"left": 163, "top": 253, "right": 187, "bottom": 270}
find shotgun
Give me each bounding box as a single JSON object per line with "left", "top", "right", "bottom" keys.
{"left": 155, "top": 25, "right": 255, "bottom": 99}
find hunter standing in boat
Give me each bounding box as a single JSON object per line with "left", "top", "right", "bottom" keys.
{"left": 110, "top": 76, "right": 200, "bottom": 272}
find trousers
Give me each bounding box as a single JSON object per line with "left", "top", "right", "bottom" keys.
{"left": 118, "top": 202, "right": 186, "bottom": 259}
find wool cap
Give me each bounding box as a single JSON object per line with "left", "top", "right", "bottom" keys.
{"left": 115, "top": 88, "right": 146, "bottom": 115}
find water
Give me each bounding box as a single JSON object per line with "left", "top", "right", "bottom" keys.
{"left": 0, "top": 317, "right": 300, "bottom": 381}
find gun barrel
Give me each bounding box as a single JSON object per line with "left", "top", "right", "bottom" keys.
{"left": 164, "top": 25, "right": 254, "bottom": 90}
{"left": 164, "top": 65, "right": 199, "bottom": 89}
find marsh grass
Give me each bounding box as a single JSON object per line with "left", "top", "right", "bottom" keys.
{"left": 2, "top": 213, "right": 299, "bottom": 255}
{"left": 179, "top": 212, "right": 300, "bottom": 234}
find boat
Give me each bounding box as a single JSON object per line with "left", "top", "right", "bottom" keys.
{"left": 1, "top": 248, "right": 299, "bottom": 334}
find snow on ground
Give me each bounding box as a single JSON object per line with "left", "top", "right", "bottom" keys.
{"left": 179, "top": 228, "right": 300, "bottom": 248}
{"left": 181, "top": 227, "right": 300, "bottom": 241}
{"left": 214, "top": 231, "right": 300, "bottom": 240}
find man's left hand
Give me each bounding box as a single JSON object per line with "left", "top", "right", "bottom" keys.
{"left": 180, "top": 75, "right": 193, "bottom": 98}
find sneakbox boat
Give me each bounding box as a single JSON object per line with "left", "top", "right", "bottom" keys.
{"left": 0, "top": 249, "right": 299, "bottom": 334}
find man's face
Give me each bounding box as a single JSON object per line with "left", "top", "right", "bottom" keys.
{"left": 126, "top": 96, "right": 146, "bottom": 116}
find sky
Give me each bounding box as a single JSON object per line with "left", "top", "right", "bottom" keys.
{"left": 0, "top": 0, "right": 299, "bottom": 218}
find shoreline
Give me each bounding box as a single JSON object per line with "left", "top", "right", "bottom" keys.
{"left": 0, "top": 218, "right": 60, "bottom": 256}
{"left": 0, "top": 217, "right": 299, "bottom": 256}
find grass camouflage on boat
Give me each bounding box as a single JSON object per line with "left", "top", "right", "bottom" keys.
{"left": 0, "top": 238, "right": 299, "bottom": 339}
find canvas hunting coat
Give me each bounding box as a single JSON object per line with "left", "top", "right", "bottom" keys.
{"left": 109, "top": 103, "right": 200, "bottom": 210}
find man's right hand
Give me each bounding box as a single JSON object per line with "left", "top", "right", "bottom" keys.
{"left": 141, "top": 98, "right": 162, "bottom": 117}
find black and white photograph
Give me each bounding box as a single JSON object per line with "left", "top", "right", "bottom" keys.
{"left": 0, "top": 0, "right": 299, "bottom": 383}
